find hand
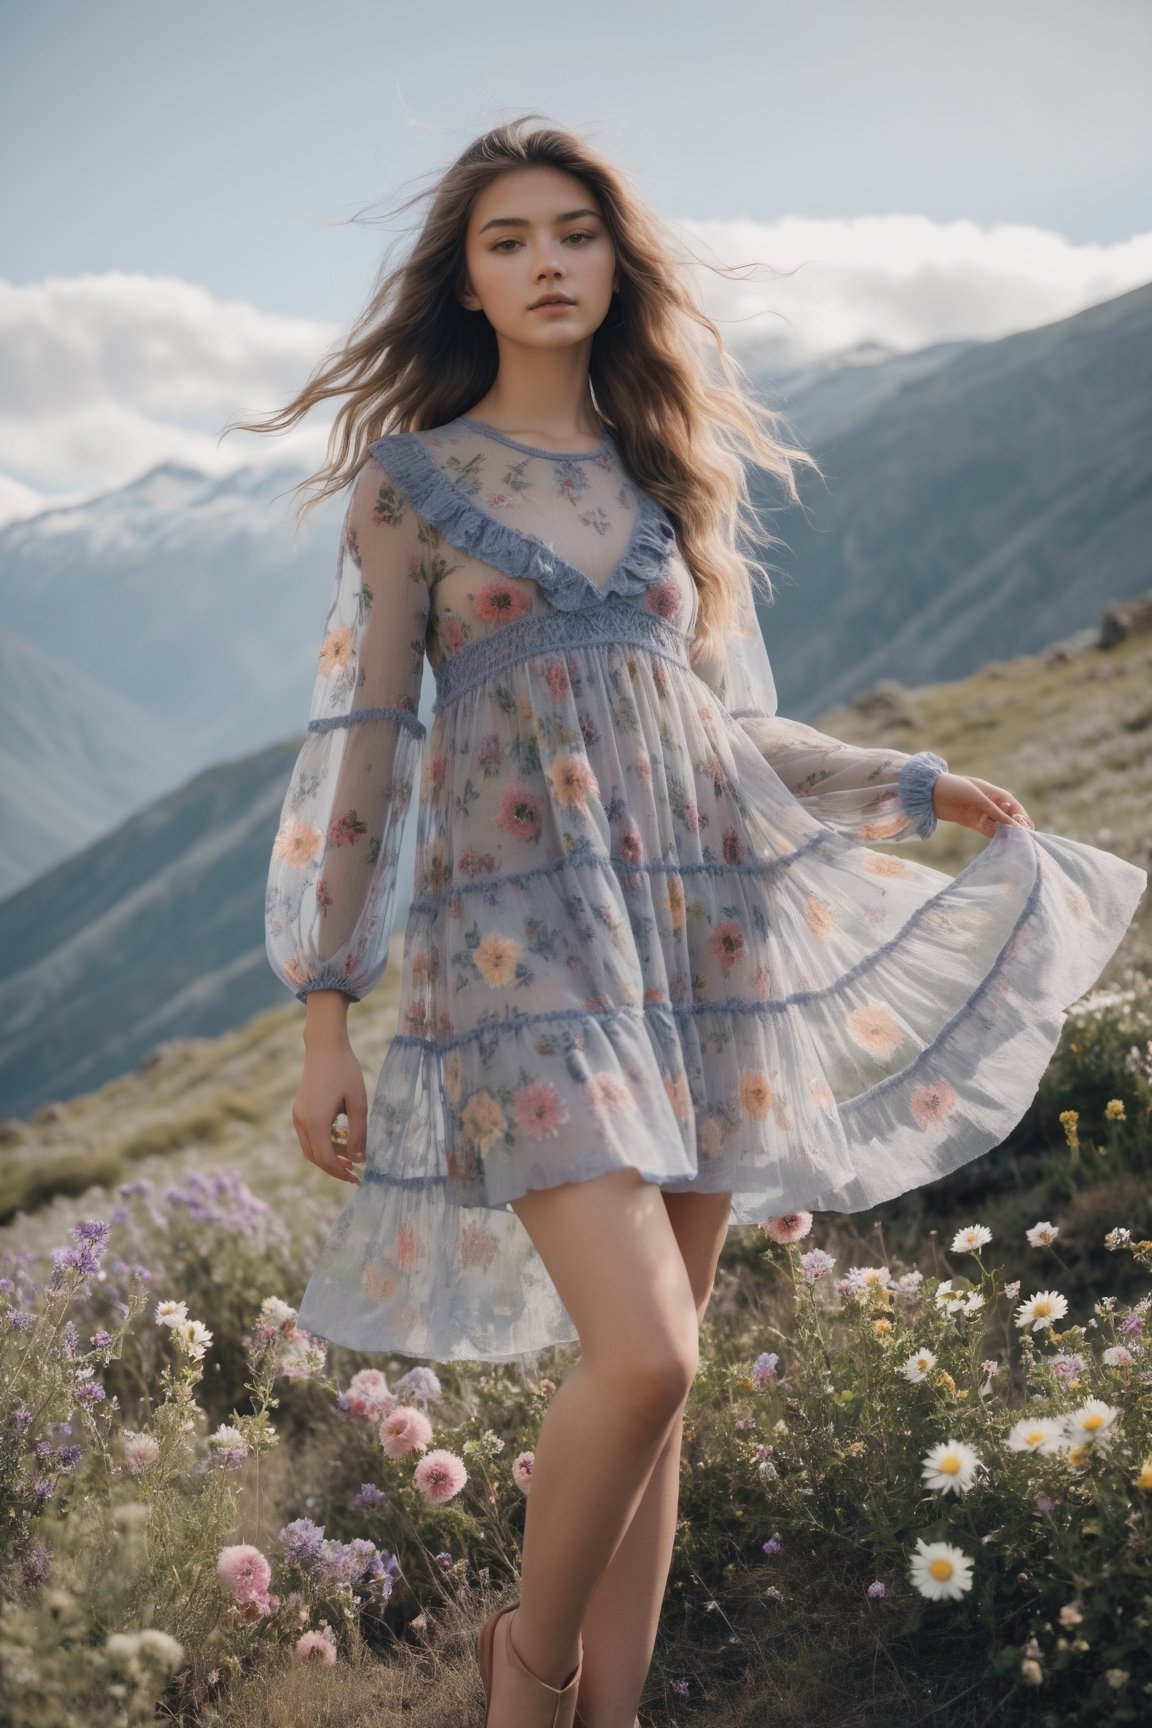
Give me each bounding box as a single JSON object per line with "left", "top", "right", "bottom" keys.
{"left": 291, "top": 1039, "right": 368, "bottom": 1185}
{"left": 932, "top": 772, "right": 1036, "bottom": 838}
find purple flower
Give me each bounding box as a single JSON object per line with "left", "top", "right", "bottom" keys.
{"left": 1119, "top": 1313, "right": 1145, "bottom": 1336}
{"left": 394, "top": 1365, "right": 443, "bottom": 1404}
{"left": 22, "top": 1545, "right": 50, "bottom": 1589}
{"left": 762, "top": 1536, "right": 782, "bottom": 1556}
{"left": 867, "top": 1581, "right": 887, "bottom": 1599}
{"left": 752, "top": 1352, "right": 780, "bottom": 1388}
{"left": 1034, "top": 1494, "right": 1055, "bottom": 1515}
{"left": 163, "top": 1170, "right": 270, "bottom": 1235}
{"left": 349, "top": 1483, "right": 385, "bottom": 1511}
{"left": 434, "top": 1551, "right": 454, "bottom": 1571}
{"left": 72, "top": 1219, "right": 111, "bottom": 1252}
{"left": 279, "top": 1517, "right": 325, "bottom": 1563}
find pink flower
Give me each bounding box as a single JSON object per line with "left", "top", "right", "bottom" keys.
{"left": 295, "top": 1628, "right": 338, "bottom": 1663}
{"left": 413, "top": 1448, "right": 468, "bottom": 1504}
{"left": 514, "top": 1079, "right": 570, "bottom": 1140}
{"left": 473, "top": 580, "right": 533, "bottom": 626}
{"left": 217, "top": 1543, "right": 272, "bottom": 1606}
{"left": 583, "top": 1071, "right": 636, "bottom": 1114}
{"left": 542, "top": 657, "right": 570, "bottom": 700}
{"left": 379, "top": 1405, "right": 433, "bottom": 1459}
{"left": 710, "top": 919, "right": 746, "bottom": 971}
{"left": 909, "top": 1078, "right": 959, "bottom": 1130}
{"left": 512, "top": 1450, "right": 534, "bottom": 1494}
{"left": 645, "top": 578, "right": 683, "bottom": 623}
{"left": 341, "top": 1368, "right": 395, "bottom": 1421}
{"left": 763, "top": 1212, "right": 813, "bottom": 1245}
{"left": 496, "top": 783, "right": 543, "bottom": 843}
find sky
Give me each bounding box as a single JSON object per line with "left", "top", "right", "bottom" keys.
{"left": 1, "top": 0, "right": 1150, "bottom": 521}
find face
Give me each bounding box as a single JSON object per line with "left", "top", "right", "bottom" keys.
{"left": 460, "top": 165, "right": 619, "bottom": 346}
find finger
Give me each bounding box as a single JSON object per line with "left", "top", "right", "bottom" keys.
{"left": 346, "top": 1094, "right": 368, "bottom": 1164}
{"left": 297, "top": 1118, "right": 360, "bottom": 1184}
{"left": 324, "top": 1118, "right": 362, "bottom": 1184}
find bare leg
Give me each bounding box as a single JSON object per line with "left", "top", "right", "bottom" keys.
{"left": 573, "top": 1188, "right": 733, "bottom": 1728}
{"left": 498, "top": 1167, "right": 701, "bottom": 1703}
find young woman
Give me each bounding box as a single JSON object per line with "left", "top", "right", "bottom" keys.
{"left": 241, "top": 117, "right": 1146, "bottom": 1728}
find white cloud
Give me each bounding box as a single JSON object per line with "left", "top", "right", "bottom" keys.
{"left": 2, "top": 219, "right": 1150, "bottom": 524}
{"left": 676, "top": 214, "right": 1152, "bottom": 359}
{"left": 0, "top": 273, "right": 338, "bottom": 520}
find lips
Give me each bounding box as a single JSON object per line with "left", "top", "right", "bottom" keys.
{"left": 530, "top": 297, "right": 574, "bottom": 308}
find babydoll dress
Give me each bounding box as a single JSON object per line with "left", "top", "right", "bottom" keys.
{"left": 265, "top": 415, "right": 1148, "bottom": 1366}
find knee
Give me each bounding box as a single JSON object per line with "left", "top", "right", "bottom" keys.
{"left": 596, "top": 1333, "right": 699, "bottom": 1424}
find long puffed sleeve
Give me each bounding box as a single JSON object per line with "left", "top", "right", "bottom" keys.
{"left": 265, "top": 455, "right": 430, "bottom": 1002}
{"left": 693, "top": 568, "right": 949, "bottom": 843}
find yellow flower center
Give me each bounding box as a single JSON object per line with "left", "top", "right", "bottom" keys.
{"left": 1083, "top": 1413, "right": 1104, "bottom": 1432}
{"left": 940, "top": 1455, "right": 961, "bottom": 1474}
{"left": 1026, "top": 1429, "right": 1044, "bottom": 1446}
{"left": 1035, "top": 1301, "right": 1051, "bottom": 1316}
{"left": 929, "top": 1558, "right": 954, "bottom": 1580}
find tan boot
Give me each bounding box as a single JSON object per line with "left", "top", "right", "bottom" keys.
{"left": 477, "top": 1600, "right": 583, "bottom": 1728}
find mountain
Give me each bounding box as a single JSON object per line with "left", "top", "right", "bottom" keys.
{"left": 0, "top": 626, "right": 197, "bottom": 900}
{"left": 0, "top": 592, "right": 1148, "bottom": 1128}
{"left": 747, "top": 280, "right": 1152, "bottom": 711}
{"left": 0, "top": 458, "right": 343, "bottom": 753}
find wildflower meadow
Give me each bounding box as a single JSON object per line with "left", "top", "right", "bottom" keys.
{"left": 1, "top": 969, "right": 1150, "bottom": 1726}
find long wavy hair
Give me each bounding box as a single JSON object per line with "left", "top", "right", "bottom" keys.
{"left": 222, "top": 114, "right": 823, "bottom": 663}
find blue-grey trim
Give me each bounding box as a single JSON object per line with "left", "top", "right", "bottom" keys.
{"left": 406, "top": 828, "right": 832, "bottom": 919}
{"left": 429, "top": 599, "right": 693, "bottom": 710}
{"left": 383, "top": 816, "right": 1027, "bottom": 1052}
{"left": 455, "top": 416, "right": 613, "bottom": 460}
{"left": 308, "top": 704, "right": 426, "bottom": 739}
{"left": 897, "top": 750, "right": 949, "bottom": 839}
{"left": 295, "top": 972, "right": 362, "bottom": 1005}
{"left": 367, "top": 431, "right": 677, "bottom": 612}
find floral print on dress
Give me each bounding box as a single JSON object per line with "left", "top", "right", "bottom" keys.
{"left": 263, "top": 414, "right": 1148, "bottom": 1365}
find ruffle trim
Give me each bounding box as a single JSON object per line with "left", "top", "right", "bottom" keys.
{"left": 897, "top": 750, "right": 949, "bottom": 839}
{"left": 367, "top": 432, "right": 678, "bottom": 611}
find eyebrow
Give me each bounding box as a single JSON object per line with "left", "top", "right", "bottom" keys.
{"left": 477, "top": 207, "right": 602, "bottom": 235}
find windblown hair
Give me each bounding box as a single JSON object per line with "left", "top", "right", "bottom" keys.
{"left": 223, "top": 113, "right": 823, "bottom": 663}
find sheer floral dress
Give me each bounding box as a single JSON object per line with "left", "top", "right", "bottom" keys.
{"left": 265, "top": 416, "right": 1147, "bottom": 1364}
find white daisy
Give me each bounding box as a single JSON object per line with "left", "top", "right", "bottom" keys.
{"left": 901, "top": 1347, "right": 937, "bottom": 1382}
{"left": 1006, "top": 1415, "right": 1066, "bottom": 1454}
{"left": 909, "top": 1538, "right": 974, "bottom": 1601}
{"left": 174, "top": 1318, "right": 213, "bottom": 1360}
{"left": 154, "top": 1299, "right": 189, "bottom": 1327}
{"left": 950, "top": 1224, "right": 992, "bottom": 1253}
{"left": 921, "top": 1438, "right": 983, "bottom": 1493}
{"left": 1025, "top": 1221, "right": 1059, "bottom": 1247}
{"left": 1014, "top": 1290, "right": 1069, "bottom": 1332}
{"left": 934, "top": 1280, "right": 983, "bottom": 1317}
{"left": 1066, "top": 1398, "right": 1120, "bottom": 1446}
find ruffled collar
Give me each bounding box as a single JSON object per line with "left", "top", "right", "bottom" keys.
{"left": 367, "top": 426, "right": 678, "bottom": 612}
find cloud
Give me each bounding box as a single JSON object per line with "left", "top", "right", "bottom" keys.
{"left": 675, "top": 214, "right": 1152, "bottom": 360}
{"left": 0, "top": 273, "right": 338, "bottom": 519}
{"left": 2, "top": 218, "right": 1150, "bottom": 522}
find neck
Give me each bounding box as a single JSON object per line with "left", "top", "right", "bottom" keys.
{"left": 466, "top": 345, "right": 602, "bottom": 444}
